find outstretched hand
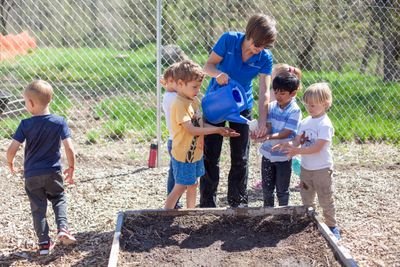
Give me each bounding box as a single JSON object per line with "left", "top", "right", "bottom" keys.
{"left": 218, "top": 127, "right": 240, "bottom": 137}
{"left": 272, "top": 143, "right": 299, "bottom": 158}
{"left": 250, "top": 132, "right": 270, "bottom": 142}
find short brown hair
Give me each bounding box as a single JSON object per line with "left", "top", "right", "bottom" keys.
{"left": 163, "top": 62, "right": 179, "bottom": 80}
{"left": 24, "top": 80, "right": 53, "bottom": 106}
{"left": 245, "top": 14, "right": 277, "bottom": 49}
{"left": 174, "top": 60, "right": 205, "bottom": 83}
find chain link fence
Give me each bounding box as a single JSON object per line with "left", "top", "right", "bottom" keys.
{"left": 0, "top": 0, "right": 399, "bottom": 165}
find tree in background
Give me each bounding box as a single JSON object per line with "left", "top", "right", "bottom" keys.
{"left": 381, "top": 0, "right": 399, "bottom": 81}
{"left": 0, "top": 0, "right": 17, "bottom": 35}
{"left": 297, "top": 0, "right": 321, "bottom": 71}
{"left": 360, "top": 0, "right": 399, "bottom": 81}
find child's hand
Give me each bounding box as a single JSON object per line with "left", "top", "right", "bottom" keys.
{"left": 281, "top": 146, "right": 299, "bottom": 158}
{"left": 218, "top": 127, "right": 240, "bottom": 137}
{"left": 63, "top": 167, "right": 75, "bottom": 185}
{"left": 251, "top": 133, "right": 270, "bottom": 142}
{"left": 8, "top": 161, "right": 16, "bottom": 175}
{"left": 160, "top": 78, "right": 167, "bottom": 88}
{"left": 253, "top": 120, "right": 271, "bottom": 138}
{"left": 272, "top": 142, "right": 294, "bottom": 152}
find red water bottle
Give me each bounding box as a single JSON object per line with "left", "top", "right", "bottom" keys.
{"left": 148, "top": 143, "right": 158, "bottom": 168}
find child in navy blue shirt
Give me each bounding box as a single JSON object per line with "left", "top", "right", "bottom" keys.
{"left": 6, "top": 80, "right": 76, "bottom": 255}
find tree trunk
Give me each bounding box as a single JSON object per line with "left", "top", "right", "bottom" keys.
{"left": 298, "top": 0, "right": 321, "bottom": 71}
{"left": 201, "top": 0, "right": 214, "bottom": 52}
{"left": 380, "top": 0, "right": 397, "bottom": 81}
{"left": 0, "top": 1, "right": 7, "bottom": 35}
{"left": 359, "top": 0, "right": 380, "bottom": 74}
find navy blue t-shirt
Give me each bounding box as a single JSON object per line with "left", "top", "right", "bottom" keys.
{"left": 206, "top": 31, "right": 274, "bottom": 109}
{"left": 13, "top": 114, "right": 71, "bottom": 178}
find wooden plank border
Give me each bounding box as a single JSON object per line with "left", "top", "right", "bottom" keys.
{"left": 107, "top": 211, "right": 124, "bottom": 267}
{"left": 124, "top": 205, "right": 308, "bottom": 217}
{"left": 309, "top": 209, "right": 358, "bottom": 267}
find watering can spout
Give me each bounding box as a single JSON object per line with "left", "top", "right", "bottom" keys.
{"left": 225, "top": 114, "right": 250, "bottom": 124}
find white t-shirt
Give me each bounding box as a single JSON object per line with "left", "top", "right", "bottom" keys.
{"left": 298, "top": 114, "right": 334, "bottom": 170}
{"left": 162, "top": 91, "right": 177, "bottom": 140}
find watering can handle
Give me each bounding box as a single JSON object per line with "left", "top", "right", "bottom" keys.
{"left": 210, "top": 75, "right": 231, "bottom": 91}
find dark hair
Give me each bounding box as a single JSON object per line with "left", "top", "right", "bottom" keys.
{"left": 272, "top": 73, "right": 300, "bottom": 93}
{"left": 245, "top": 14, "right": 277, "bottom": 49}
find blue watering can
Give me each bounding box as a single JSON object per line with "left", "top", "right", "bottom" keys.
{"left": 202, "top": 79, "right": 252, "bottom": 125}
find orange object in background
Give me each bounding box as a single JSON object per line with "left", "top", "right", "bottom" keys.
{"left": 0, "top": 31, "right": 37, "bottom": 61}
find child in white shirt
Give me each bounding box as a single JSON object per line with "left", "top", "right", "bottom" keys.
{"left": 273, "top": 83, "right": 340, "bottom": 240}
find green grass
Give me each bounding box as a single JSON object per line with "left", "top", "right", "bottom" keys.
{"left": 94, "top": 96, "right": 156, "bottom": 140}
{"left": 1, "top": 46, "right": 157, "bottom": 91}
{"left": 0, "top": 117, "right": 22, "bottom": 138}
{"left": 300, "top": 71, "right": 400, "bottom": 144}
{"left": 1, "top": 46, "right": 399, "bottom": 143}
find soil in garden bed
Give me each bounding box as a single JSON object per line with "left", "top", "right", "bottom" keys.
{"left": 119, "top": 213, "right": 341, "bottom": 266}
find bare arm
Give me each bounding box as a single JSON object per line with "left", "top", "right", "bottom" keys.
{"left": 255, "top": 74, "right": 271, "bottom": 137}
{"left": 6, "top": 140, "right": 21, "bottom": 174}
{"left": 282, "top": 139, "right": 329, "bottom": 158}
{"left": 255, "top": 129, "right": 293, "bottom": 142}
{"left": 62, "top": 138, "right": 76, "bottom": 184}
{"left": 204, "top": 51, "right": 229, "bottom": 85}
{"left": 271, "top": 134, "right": 303, "bottom": 152}
{"left": 182, "top": 121, "right": 239, "bottom": 137}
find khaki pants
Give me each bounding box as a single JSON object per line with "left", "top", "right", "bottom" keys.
{"left": 300, "top": 167, "right": 337, "bottom": 227}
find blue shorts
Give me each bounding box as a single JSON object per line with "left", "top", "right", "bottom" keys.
{"left": 171, "top": 157, "right": 205, "bottom": 185}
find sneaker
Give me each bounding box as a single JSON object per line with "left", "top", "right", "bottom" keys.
{"left": 329, "top": 226, "right": 341, "bottom": 240}
{"left": 38, "top": 240, "right": 55, "bottom": 255}
{"left": 57, "top": 228, "right": 77, "bottom": 245}
{"left": 252, "top": 180, "right": 262, "bottom": 190}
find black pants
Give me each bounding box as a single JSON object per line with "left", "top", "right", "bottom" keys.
{"left": 25, "top": 172, "right": 68, "bottom": 243}
{"left": 261, "top": 157, "right": 292, "bottom": 207}
{"left": 200, "top": 109, "right": 251, "bottom": 207}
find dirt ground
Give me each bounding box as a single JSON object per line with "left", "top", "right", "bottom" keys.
{"left": 0, "top": 140, "right": 399, "bottom": 266}
{"left": 119, "top": 214, "right": 340, "bottom": 266}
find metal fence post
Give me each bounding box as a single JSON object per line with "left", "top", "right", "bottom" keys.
{"left": 156, "top": 0, "right": 162, "bottom": 167}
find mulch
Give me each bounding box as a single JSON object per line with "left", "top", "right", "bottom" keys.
{"left": 0, "top": 140, "right": 399, "bottom": 266}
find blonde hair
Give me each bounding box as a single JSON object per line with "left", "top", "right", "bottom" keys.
{"left": 24, "top": 80, "right": 53, "bottom": 106}
{"left": 163, "top": 62, "right": 179, "bottom": 80}
{"left": 302, "top": 83, "right": 332, "bottom": 110}
{"left": 174, "top": 60, "right": 205, "bottom": 83}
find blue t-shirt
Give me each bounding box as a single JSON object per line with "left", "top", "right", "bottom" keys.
{"left": 259, "top": 99, "right": 302, "bottom": 162}
{"left": 206, "top": 31, "right": 274, "bottom": 109}
{"left": 13, "top": 114, "right": 71, "bottom": 178}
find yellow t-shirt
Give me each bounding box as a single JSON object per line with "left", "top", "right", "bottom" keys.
{"left": 171, "top": 95, "right": 204, "bottom": 163}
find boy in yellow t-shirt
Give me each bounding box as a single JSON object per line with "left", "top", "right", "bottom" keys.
{"left": 165, "top": 60, "right": 239, "bottom": 209}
